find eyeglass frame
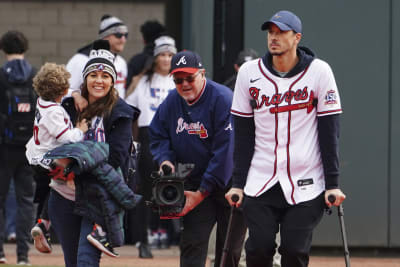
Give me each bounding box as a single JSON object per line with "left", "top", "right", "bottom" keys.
{"left": 173, "top": 71, "right": 202, "bottom": 85}
{"left": 113, "top": 32, "right": 128, "bottom": 39}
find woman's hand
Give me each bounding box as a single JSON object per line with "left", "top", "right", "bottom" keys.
{"left": 72, "top": 91, "right": 88, "bottom": 112}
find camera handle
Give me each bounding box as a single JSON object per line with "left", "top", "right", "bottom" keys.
{"left": 162, "top": 164, "right": 172, "bottom": 175}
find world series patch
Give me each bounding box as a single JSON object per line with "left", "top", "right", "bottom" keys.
{"left": 324, "top": 90, "right": 338, "bottom": 105}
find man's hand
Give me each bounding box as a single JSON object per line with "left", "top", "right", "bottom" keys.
{"left": 178, "top": 190, "right": 205, "bottom": 216}
{"left": 160, "top": 160, "right": 175, "bottom": 174}
{"left": 72, "top": 91, "right": 88, "bottom": 112}
{"left": 325, "top": 188, "right": 346, "bottom": 207}
{"left": 225, "top": 188, "right": 244, "bottom": 208}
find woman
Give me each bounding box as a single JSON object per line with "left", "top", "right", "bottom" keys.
{"left": 47, "top": 40, "right": 139, "bottom": 267}
{"left": 125, "top": 35, "right": 177, "bottom": 257}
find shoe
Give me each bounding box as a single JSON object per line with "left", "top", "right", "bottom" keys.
{"left": 31, "top": 221, "right": 52, "bottom": 253}
{"left": 0, "top": 256, "right": 7, "bottom": 264}
{"left": 87, "top": 226, "right": 119, "bottom": 258}
{"left": 159, "top": 231, "right": 169, "bottom": 249}
{"left": 148, "top": 231, "right": 160, "bottom": 249}
{"left": 7, "top": 232, "right": 16, "bottom": 243}
{"left": 17, "top": 256, "right": 31, "bottom": 266}
{"left": 138, "top": 243, "right": 153, "bottom": 258}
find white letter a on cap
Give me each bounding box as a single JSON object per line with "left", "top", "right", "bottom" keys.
{"left": 176, "top": 56, "right": 186, "bottom": 66}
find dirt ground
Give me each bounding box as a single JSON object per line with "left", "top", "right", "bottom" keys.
{"left": 2, "top": 243, "right": 400, "bottom": 267}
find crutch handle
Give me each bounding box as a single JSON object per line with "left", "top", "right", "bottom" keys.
{"left": 328, "top": 194, "right": 336, "bottom": 204}
{"left": 231, "top": 194, "right": 239, "bottom": 203}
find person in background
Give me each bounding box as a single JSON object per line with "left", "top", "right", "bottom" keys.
{"left": 125, "top": 20, "right": 166, "bottom": 98}
{"left": 67, "top": 14, "right": 129, "bottom": 110}
{"left": 0, "top": 30, "right": 36, "bottom": 266}
{"left": 223, "top": 48, "right": 258, "bottom": 90}
{"left": 125, "top": 35, "right": 177, "bottom": 258}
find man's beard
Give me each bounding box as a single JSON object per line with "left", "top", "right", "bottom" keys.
{"left": 270, "top": 51, "right": 284, "bottom": 56}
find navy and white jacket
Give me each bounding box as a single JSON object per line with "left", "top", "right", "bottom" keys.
{"left": 149, "top": 79, "right": 234, "bottom": 193}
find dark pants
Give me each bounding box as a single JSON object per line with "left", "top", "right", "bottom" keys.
{"left": 0, "top": 145, "right": 34, "bottom": 258}
{"left": 126, "top": 126, "right": 163, "bottom": 244}
{"left": 180, "top": 190, "right": 246, "bottom": 267}
{"left": 48, "top": 190, "right": 101, "bottom": 267}
{"left": 243, "top": 183, "right": 325, "bottom": 267}
{"left": 31, "top": 165, "right": 51, "bottom": 220}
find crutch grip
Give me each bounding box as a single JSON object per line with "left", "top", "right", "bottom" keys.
{"left": 231, "top": 194, "right": 239, "bottom": 203}
{"left": 328, "top": 194, "right": 336, "bottom": 204}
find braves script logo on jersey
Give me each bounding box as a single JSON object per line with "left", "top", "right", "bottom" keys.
{"left": 324, "top": 90, "right": 337, "bottom": 105}
{"left": 176, "top": 117, "right": 208, "bottom": 138}
{"left": 249, "top": 86, "right": 316, "bottom": 113}
{"left": 176, "top": 56, "right": 187, "bottom": 66}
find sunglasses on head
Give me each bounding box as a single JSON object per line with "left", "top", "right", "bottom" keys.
{"left": 114, "top": 32, "right": 128, "bottom": 39}
{"left": 173, "top": 71, "right": 201, "bottom": 85}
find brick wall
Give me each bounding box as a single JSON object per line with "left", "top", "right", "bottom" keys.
{"left": 0, "top": 1, "right": 165, "bottom": 68}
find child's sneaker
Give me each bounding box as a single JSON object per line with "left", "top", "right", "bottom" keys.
{"left": 31, "top": 221, "right": 52, "bottom": 253}
{"left": 87, "top": 225, "right": 119, "bottom": 258}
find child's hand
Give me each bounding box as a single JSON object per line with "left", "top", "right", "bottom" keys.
{"left": 77, "top": 118, "right": 89, "bottom": 133}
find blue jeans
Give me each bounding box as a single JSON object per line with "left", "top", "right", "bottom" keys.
{"left": 48, "top": 190, "right": 101, "bottom": 267}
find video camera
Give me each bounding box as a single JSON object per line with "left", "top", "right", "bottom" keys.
{"left": 148, "top": 163, "right": 194, "bottom": 219}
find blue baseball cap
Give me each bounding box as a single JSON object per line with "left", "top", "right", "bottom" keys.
{"left": 170, "top": 50, "right": 203, "bottom": 74}
{"left": 261, "top": 10, "right": 302, "bottom": 33}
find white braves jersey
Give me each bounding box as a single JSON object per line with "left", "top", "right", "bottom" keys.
{"left": 231, "top": 58, "right": 342, "bottom": 204}
{"left": 125, "top": 73, "right": 175, "bottom": 127}
{"left": 66, "top": 52, "right": 128, "bottom": 98}
{"left": 25, "top": 98, "right": 84, "bottom": 168}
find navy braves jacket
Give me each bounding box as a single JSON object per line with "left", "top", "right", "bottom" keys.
{"left": 149, "top": 79, "right": 234, "bottom": 193}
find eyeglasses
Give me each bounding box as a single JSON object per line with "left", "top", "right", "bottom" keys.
{"left": 173, "top": 72, "right": 201, "bottom": 85}
{"left": 114, "top": 32, "right": 128, "bottom": 39}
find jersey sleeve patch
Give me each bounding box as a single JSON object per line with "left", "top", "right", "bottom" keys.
{"left": 324, "top": 90, "right": 338, "bottom": 105}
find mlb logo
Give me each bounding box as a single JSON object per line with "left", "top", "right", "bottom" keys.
{"left": 18, "top": 103, "right": 31, "bottom": 112}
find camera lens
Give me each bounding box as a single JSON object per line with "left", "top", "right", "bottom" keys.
{"left": 162, "top": 185, "right": 178, "bottom": 202}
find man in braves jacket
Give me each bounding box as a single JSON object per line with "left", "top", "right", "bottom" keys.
{"left": 149, "top": 50, "right": 246, "bottom": 267}
{"left": 225, "top": 10, "right": 346, "bottom": 267}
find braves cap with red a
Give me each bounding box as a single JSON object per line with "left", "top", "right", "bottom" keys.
{"left": 170, "top": 50, "right": 203, "bottom": 74}
{"left": 261, "top": 10, "right": 302, "bottom": 33}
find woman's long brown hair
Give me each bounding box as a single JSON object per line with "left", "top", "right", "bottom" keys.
{"left": 77, "top": 80, "right": 119, "bottom": 122}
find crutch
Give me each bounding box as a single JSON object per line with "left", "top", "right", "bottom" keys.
{"left": 328, "top": 195, "right": 351, "bottom": 267}
{"left": 220, "top": 194, "right": 239, "bottom": 267}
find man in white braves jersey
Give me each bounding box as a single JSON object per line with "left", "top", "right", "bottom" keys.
{"left": 225, "top": 10, "right": 346, "bottom": 267}
{"left": 66, "top": 14, "right": 129, "bottom": 111}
